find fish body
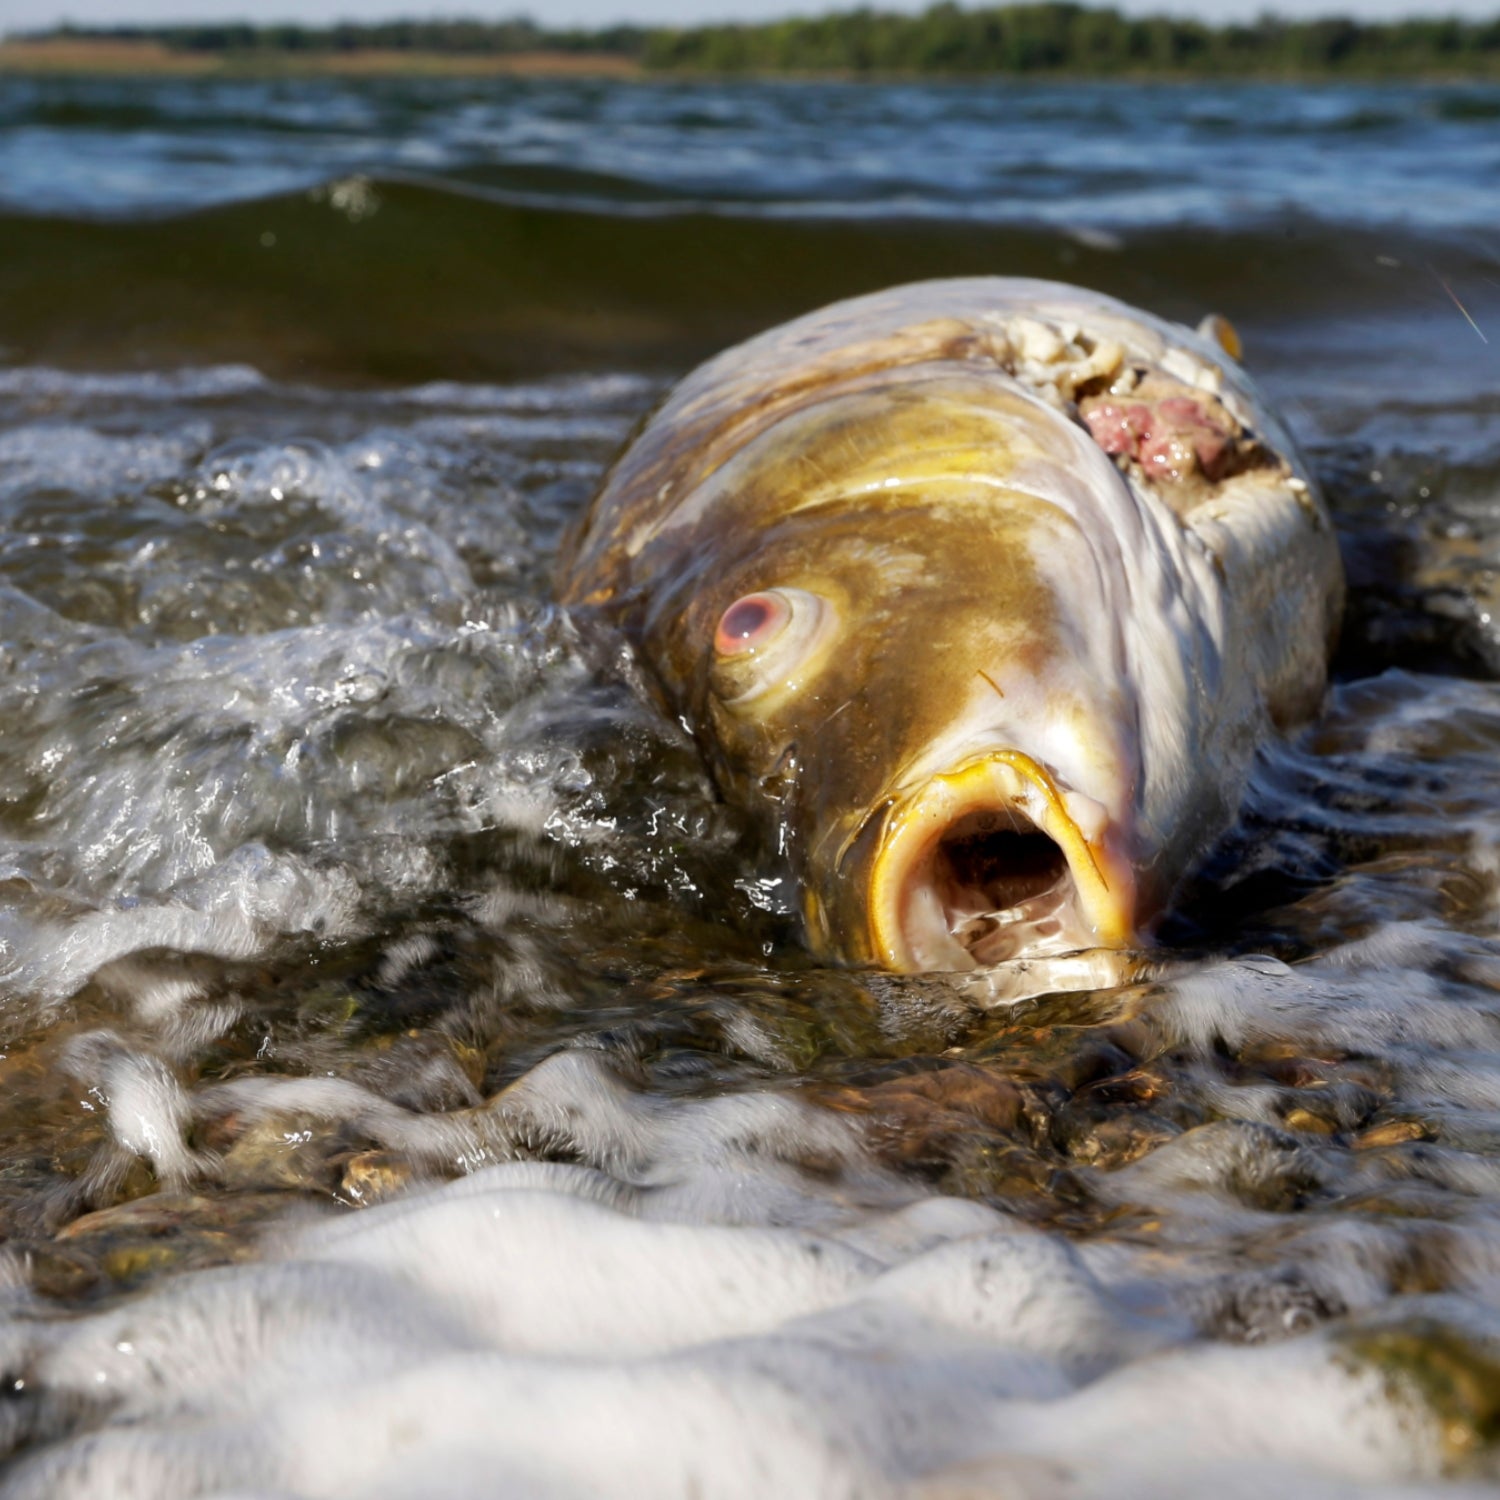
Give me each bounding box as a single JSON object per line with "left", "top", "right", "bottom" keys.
{"left": 559, "top": 279, "right": 1343, "bottom": 973}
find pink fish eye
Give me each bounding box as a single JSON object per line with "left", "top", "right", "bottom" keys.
{"left": 715, "top": 591, "right": 789, "bottom": 656}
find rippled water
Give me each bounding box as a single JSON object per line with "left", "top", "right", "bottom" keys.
{"left": 2, "top": 72, "right": 1500, "bottom": 1496}
{"left": 4, "top": 72, "right": 1500, "bottom": 227}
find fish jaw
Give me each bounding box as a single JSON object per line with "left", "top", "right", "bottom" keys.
{"left": 863, "top": 749, "right": 1138, "bottom": 973}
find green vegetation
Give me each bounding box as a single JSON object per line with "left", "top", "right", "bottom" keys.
{"left": 38, "top": 18, "right": 646, "bottom": 58}
{"left": 31, "top": 5, "right": 1500, "bottom": 78}
{"left": 645, "top": 7, "right": 1500, "bottom": 75}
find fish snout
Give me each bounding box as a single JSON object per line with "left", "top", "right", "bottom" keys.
{"left": 862, "top": 751, "right": 1137, "bottom": 972}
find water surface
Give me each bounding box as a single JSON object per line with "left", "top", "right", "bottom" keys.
{"left": 1, "top": 73, "right": 1500, "bottom": 1497}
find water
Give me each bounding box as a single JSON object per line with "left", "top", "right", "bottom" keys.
{"left": 1, "top": 71, "right": 1499, "bottom": 1496}
{"left": 2, "top": 73, "right": 1499, "bottom": 227}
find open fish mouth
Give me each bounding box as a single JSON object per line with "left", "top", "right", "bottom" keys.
{"left": 867, "top": 750, "right": 1136, "bottom": 972}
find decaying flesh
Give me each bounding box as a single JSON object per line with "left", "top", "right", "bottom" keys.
{"left": 558, "top": 279, "right": 1344, "bottom": 973}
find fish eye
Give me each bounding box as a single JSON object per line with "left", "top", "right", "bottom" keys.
{"left": 715, "top": 591, "right": 791, "bottom": 656}
{"left": 710, "top": 586, "right": 835, "bottom": 710}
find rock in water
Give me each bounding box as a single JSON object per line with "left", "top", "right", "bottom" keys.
{"left": 558, "top": 279, "right": 1344, "bottom": 972}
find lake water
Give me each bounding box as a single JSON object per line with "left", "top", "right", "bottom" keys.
{"left": 1, "top": 71, "right": 1500, "bottom": 1497}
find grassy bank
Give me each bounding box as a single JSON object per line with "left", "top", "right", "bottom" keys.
{"left": 0, "top": 38, "right": 642, "bottom": 77}
{"left": 4, "top": 6, "right": 1500, "bottom": 81}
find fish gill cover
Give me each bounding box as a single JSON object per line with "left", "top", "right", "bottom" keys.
{"left": 0, "top": 67, "right": 1497, "bottom": 1498}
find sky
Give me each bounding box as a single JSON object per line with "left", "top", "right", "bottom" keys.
{"left": 0, "top": 0, "right": 1495, "bottom": 34}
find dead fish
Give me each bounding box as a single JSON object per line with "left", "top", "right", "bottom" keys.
{"left": 558, "top": 279, "right": 1344, "bottom": 973}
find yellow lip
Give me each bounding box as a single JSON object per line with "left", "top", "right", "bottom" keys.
{"left": 868, "top": 749, "right": 1136, "bottom": 971}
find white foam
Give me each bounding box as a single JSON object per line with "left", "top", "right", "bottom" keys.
{"left": 0, "top": 423, "right": 209, "bottom": 498}
{"left": 391, "top": 374, "right": 653, "bottom": 412}
{"left": 6, "top": 845, "right": 364, "bottom": 1005}
{"left": 0, "top": 366, "right": 267, "bottom": 401}
{"left": 6, "top": 953, "right": 1500, "bottom": 1497}
{"left": 61, "top": 1032, "right": 201, "bottom": 1190}
{"left": 1, "top": 1151, "right": 1488, "bottom": 1499}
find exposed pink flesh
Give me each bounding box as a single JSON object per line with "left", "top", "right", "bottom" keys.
{"left": 1082, "top": 391, "right": 1234, "bottom": 483}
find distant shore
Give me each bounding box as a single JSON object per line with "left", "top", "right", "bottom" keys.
{"left": 3, "top": 9, "right": 1499, "bottom": 82}
{"left": 0, "top": 38, "right": 643, "bottom": 76}
{"left": 1, "top": 38, "right": 1495, "bottom": 83}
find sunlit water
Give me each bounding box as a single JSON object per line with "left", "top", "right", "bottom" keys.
{"left": 2, "top": 72, "right": 1498, "bottom": 228}
{"left": 1, "top": 73, "right": 1500, "bottom": 1496}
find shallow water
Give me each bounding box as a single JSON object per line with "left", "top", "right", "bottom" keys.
{"left": 1, "top": 73, "right": 1500, "bottom": 1495}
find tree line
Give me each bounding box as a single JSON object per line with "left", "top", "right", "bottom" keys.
{"left": 43, "top": 19, "right": 647, "bottom": 58}
{"left": 37, "top": 5, "right": 1500, "bottom": 77}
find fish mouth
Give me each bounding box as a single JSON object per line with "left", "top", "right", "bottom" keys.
{"left": 867, "top": 750, "right": 1136, "bottom": 972}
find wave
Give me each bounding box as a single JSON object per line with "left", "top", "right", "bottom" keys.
{"left": 1, "top": 175, "right": 1495, "bottom": 384}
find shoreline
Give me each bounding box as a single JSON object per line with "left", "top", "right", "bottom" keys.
{"left": 0, "top": 40, "right": 643, "bottom": 77}
{"left": 0, "top": 37, "right": 1497, "bottom": 83}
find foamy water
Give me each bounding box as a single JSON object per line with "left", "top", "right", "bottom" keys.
{"left": 1, "top": 307, "right": 1500, "bottom": 1498}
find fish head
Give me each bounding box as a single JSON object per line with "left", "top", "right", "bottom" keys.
{"left": 635, "top": 371, "right": 1148, "bottom": 972}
